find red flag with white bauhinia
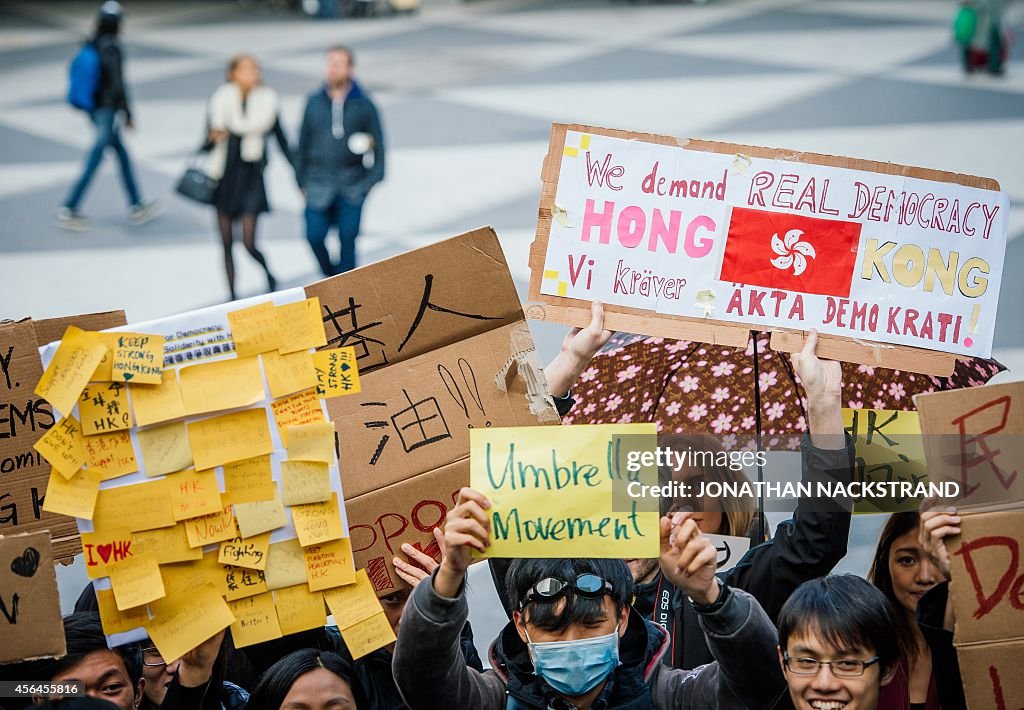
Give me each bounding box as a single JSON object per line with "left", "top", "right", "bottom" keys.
{"left": 719, "top": 207, "right": 862, "bottom": 297}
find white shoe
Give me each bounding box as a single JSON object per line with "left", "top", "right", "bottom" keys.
{"left": 56, "top": 207, "right": 90, "bottom": 231}
{"left": 130, "top": 199, "right": 164, "bottom": 225}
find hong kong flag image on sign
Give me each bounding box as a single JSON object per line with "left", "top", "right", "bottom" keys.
{"left": 720, "top": 207, "right": 862, "bottom": 298}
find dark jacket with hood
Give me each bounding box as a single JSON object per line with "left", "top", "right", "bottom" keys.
{"left": 94, "top": 32, "right": 132, "bottom": 120}
{"left": 296, "top": 81, "right": 385, "bottom": 210}
{"left": 393, "top": 571, "right": 788, "bottom": 710}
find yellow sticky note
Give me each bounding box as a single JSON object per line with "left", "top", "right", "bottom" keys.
{"left": 274, "top": 584, "right": 326, "bottom": 636}
{"left": 90, "top": 332, "right": 123, "bottom": 382}
{"left": 281, "top": 460, "right": 332, "bottom": 506}
{"left": 219, "top": 533, "right": 271, "bottom": 571}
{"left": 179, "top": 357, "right": 266, "bottom": 416}
{"left": 304, "top": 537, "right": 355, "bottom": 592}
{"left": 278, "top": 297, "right": 327, "bottom": 355}
{"left": 312, "top": 347, "right": 361, "bottom": 398}
{"left": 78, "top": 382, "right": 132, "bottom": 435}
{"left": 130, "top": 370, "right": 185, "bottom": 427}
{"left": 138, "top": 421, "right": 193, "bottom": 477}
{"left": 83, "top": 429, "right": 138, "bottom": 480}
{"left": 93, "top": 479, "right": 174, "bottom": 533}
{"left": 229, "top": 592, "right": 283, "bottom": 648}
{"left": 109, "top": 552, "right": 165, "bottom": 610}
{"left": 233, "top": 488, "right": 287, "bottom": 539}
{"left": 43, "top": 466, "right": 101, "bottom": 519}
{"left": 222, "top": 455, "right": 275, "bottom": 505}
{"left": 264, "top": 538, "right": 309, "bottom": 590}
{"left": 271, "top": 389, "right": 325, "bottom": 445}
{"left": 228, "top": 302, "right": 282, "bottom": 357}
{"left": 184, "top": 505, "right": 239, "bottom": 548}
{"left": 34, "top": 416, "right": 86, "bottom": 478}
{"left": 132, "top": 524, "right": 202, "bottom": 564}
{"left": 224, "top": 564, "right": 268, "bottom": 601}
{"left": 168, "top": 468, "right": 223, "bottom": 521}
{"left": 147, "top": 583, "right": 234, "bottom": 664}
{"left": 161, "top": 552, "right": 230, "bottom": 596}
{"left": 35, "top": 326, "right": 106, "bottom": 416}
{"left": 81, "top": 527, "right": 134, "bottom": 579}
{"left": 97, "top": 587, "right": 149, "bottom": 635}
{"left": 112, "top": 333, "right": 165, "bottom": 385}
{"left": 188, "top": 408, "right": 273, "bottom": 471}
{"left": 324, "top": 569, "right": 384, "bottom": 629}
{"left": 284, "top": 422, "right": 335, "bottom": 464}
{"left": 340, "top": 611, "right": 396, "bottom": 659}
{"left": 262, "top": 350, "right": 317, "bottom": 399}
{"left": 291, "top": 493, "right": 345, "bottom": 547}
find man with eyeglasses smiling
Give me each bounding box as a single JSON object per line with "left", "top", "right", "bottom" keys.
{"left": 777, "top": 575, "right": 900, "bottom": 710}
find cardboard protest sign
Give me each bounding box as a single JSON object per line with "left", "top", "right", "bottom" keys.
{"left": 842, "top": 408, "right": 927, "bottom": 513}
{"left": 528, "top": 124, "right": 1009, "bottom": 375}
{"left": 915, "top": 382, "right": 1024, "bottom": 512}
{"left": 704, "top": 534, "right": 750, "bottom": 573}
{"left": 1, "top": 311, "right": 126, "bottom": 561}
{"left": 0, "top": 531, "right": 66, "bottom": 664}
{"left": 956, "top": 638, "right": 1024, "bottom": 710}
{"left": 470, "top": 424, "right": 660, "bottom": 558}
{"left": 945, "top": 510, "right": 1024, "bottom": 646}
{"left": 307, "top": 228, "right": 560, "bottom": 594}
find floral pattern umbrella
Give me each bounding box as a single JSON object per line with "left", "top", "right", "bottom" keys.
{"left": 563, "top": 332, "right": 1005, "bottom": 451}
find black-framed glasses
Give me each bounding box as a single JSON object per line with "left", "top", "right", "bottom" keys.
{"left": 518, "top": 574, "right": 613, "bottom": 610}
{"left": 783, "top": 653, "right": 880, "bottom": 678}
{"left": 141, "top": 647, "right": 165, "bottom": 668}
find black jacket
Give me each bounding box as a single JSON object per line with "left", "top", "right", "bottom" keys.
{"left": 94, "top": 33, "right": 131, "bottom": 119}
{"left": 916, "top": 582, "right": 967, "bottom": 710}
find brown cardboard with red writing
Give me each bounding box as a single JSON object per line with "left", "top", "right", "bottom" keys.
{"left": 1, "top": 311, "right": 126, "bottom": 562}
{"left": 956, "top": 639, "right": 1024, "bottom": 710}
{"left": 945, "top": 511, "right": 1024, "bottom": 646}
{"left": 914, "top": 383, "right": 1024, "bottom": 513}
{"left": 0, "top": 530, "right": 66, "bottom": 664}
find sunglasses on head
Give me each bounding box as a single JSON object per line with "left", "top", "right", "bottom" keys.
{"left": 518, "top": 573, "right": 613, "bottom": 611}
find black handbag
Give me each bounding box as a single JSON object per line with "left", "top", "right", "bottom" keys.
{"left": 175, "top": 153, "right": 218, "bottom": 204}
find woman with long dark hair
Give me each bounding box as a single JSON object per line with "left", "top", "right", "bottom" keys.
{"left": 246, "top": 649, "right": 364, "bottom": 710}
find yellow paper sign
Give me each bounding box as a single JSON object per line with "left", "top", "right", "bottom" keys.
{"left": 82, "top": 526, "right": 134, "bottom": 578}
{"left": 188, "top": 408, "right": 273, "bottom": 471}
{"left": 278, "top": 298, "right": 328, "bottom": 355}
{"left": 79, "top": 382, "right": 132, "bottom": 435}
{"left": 97, "top": 587, "right": 149, "bottom": 635}
{"left": 340, "top": 611, "right": 396, "bottom": 659}
{"left": 168, "top": 468, "right": 224, "bottom": 521}
{"left": 132, "top": 524, "right": 203, "bottom": 564}
{"left": 222, "top": 455, "right": 275, "bottom": 505}
{"left": 224, "top": 564, "right": 268, "bottom": 601}
{"left": 274, "top": 584, "right": 326, "bottom": 636}
{"left": 323, "top": 569, "right": 384, "bottom": 629}
{"left": 262, "top": 350, "right": 317, "bottom": 399}
{"left": 138, "top": 421, "right": 193, "bottom": 477}
{"left": 83, "top": 429, "right": 138, "bottom": 480}
{"left": 228, "top": 302, "right": 282, "bottom": 357}
{"left": 469, "top": 424, "right": 661, "bottom": 558}
{"left": 292, "top": 493, "right": 345, "bottom": 547}
{"left": 161, "top": 552, "right": 229, "bottom": 596}
{"left": 34, "top": 416, "right": 86, "bottom": 478}
{"left": 90, "top": 332, "right": 123, "bottom": 382}
{"left": 304, "top": 537, "right": 355, "bottom": 592}
{"left": 112, "top": 333, "right": 165, "bottom": 385}
{"left": 313, "top": 347, "right": 361, "bottom": 398}
{"left": 285, "top": 422, "right": 335, "bottom": 464}
{"left": 264, "top": 538, "right": 309, "bottom": 590}
{"left": 843, "top": 408, "right": 928, "bottom": 514}
{"left": 281, "top": 460, "right": 332, "bottom": 506}
{"left": 130, "top": 370, "right": 185, "bottom": 427}
{"left": 234, "top": 487, "right": 287, "bottom": 539}
{"left": 146, "top": 582, "right": 234, "bottom": 664}
{"left": 43, "top": 466, "right": 102, "bottom": 519}
{"left": 93, "top": 479, "right": 174, "bottom": 532}
{"left": 184, "top": 505, "right": 239, "bottom": 548}
{"left": 271, "top": 389, "right": 325, "bottom": 444}
{"left": 179, "top": 357, "right": 266, "bottom": 416}
{"left": 229, "top": 592, "right": 283, "bottom": 648}
{"left": 219, "top": 533, "right": 271, "bottom": 571}
{"left": 35, "top": 326, "right": 106, "bottom": 416}
{"left": 108, "top": 552, "right": 166, "bottom": 610}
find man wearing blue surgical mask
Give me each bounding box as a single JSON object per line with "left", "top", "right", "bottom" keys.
{"left": 393, "top": 487, "right": 787, "bottom": 709}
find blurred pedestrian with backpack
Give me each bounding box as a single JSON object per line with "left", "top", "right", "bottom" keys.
{"left": 955, "top": 0, "right": 1009, "bottom": 75}
{"left": 58, "top": 1, "right": 161, "bottom": 231}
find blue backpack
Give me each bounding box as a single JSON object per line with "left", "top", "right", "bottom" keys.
{"left": 68, "top": 42, "right": 101, "bottom": 112}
